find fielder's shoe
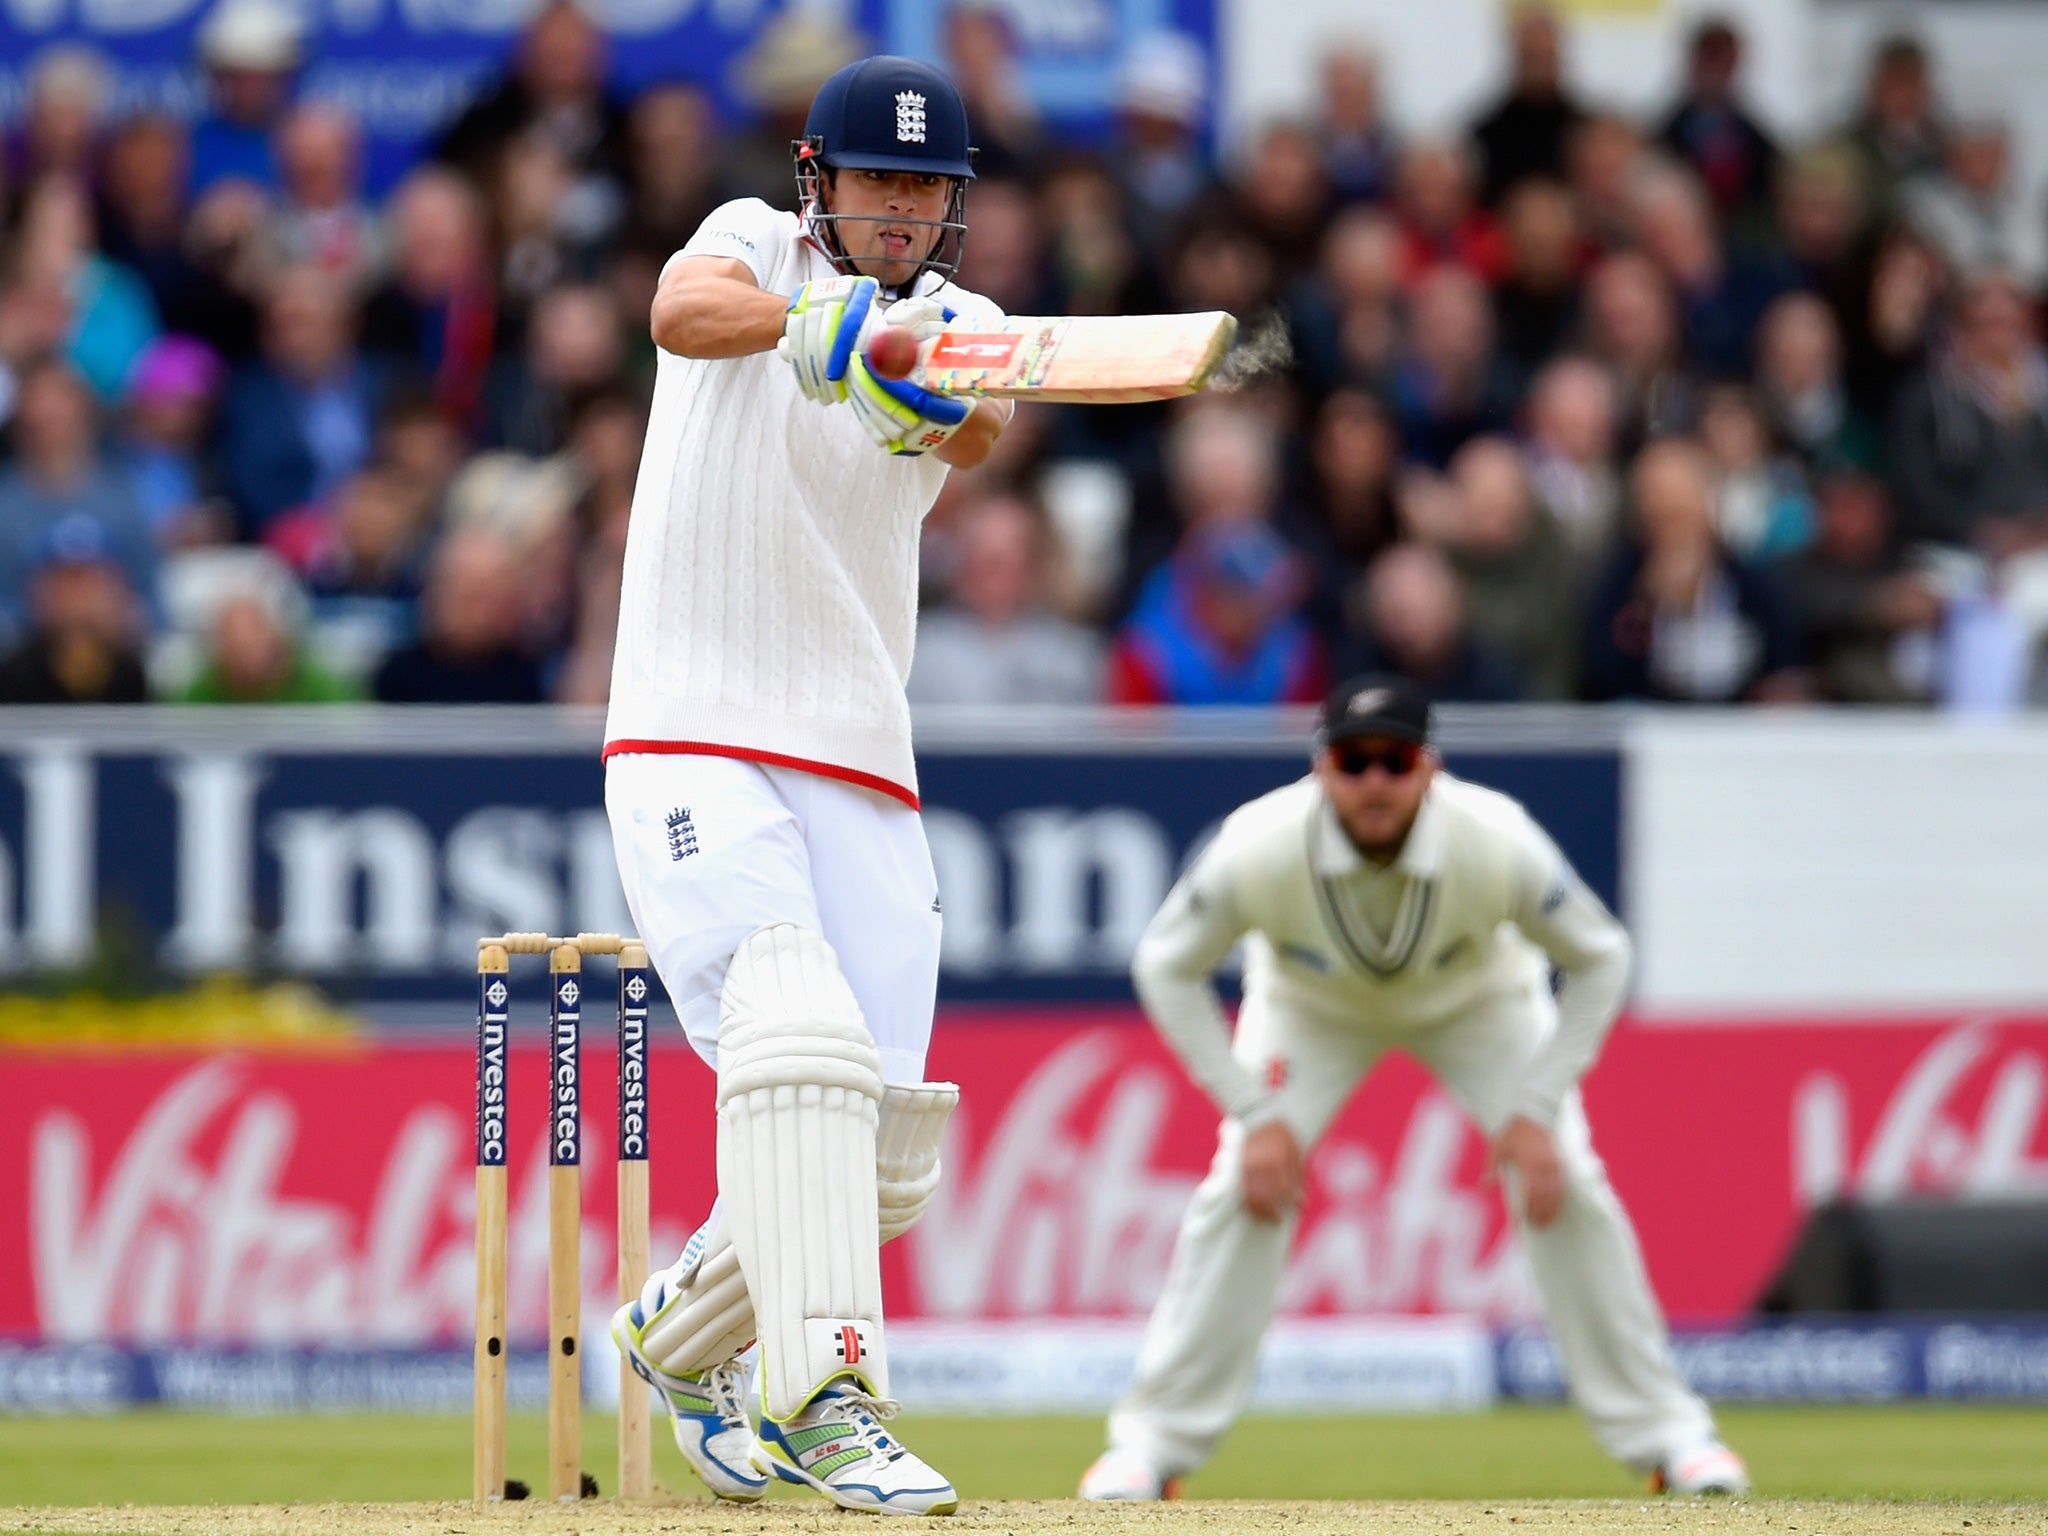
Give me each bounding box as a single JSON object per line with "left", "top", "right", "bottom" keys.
{"left": 1078, "top": 1445, "right": 1180, "bottom": 1501}
{"left": 610, "top": 1298, "right": 767, "bottom": 1502}
{"left": 755, "top": 1381, "right": 958, "bottom": 1516}
{"left": 1653, "top": 1440, "right": 1751, "bottom": 1496}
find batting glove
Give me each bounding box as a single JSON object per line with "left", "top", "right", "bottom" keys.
{"left": 846, "top": 355, "right": 972, "bottom": 456}
{"left": 779, "top": 275, "right": 881, "bottom": 404}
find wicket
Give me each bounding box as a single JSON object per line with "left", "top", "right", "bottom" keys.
{"left": 474, "top": 931, "right": 654, "bottom": 1503}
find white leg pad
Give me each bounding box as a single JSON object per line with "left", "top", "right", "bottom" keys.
{"left": 877, "top": 1082, "right": 959, "bottom": 1242}
{"left": 641, "top": 1215, "right": 756, "bottom": 1376}
{"left": 640, "top": 1082, "right": 960, "bottom": 1378}
{"left": 716, "top": 924, "right": 886, "bottom": 1421}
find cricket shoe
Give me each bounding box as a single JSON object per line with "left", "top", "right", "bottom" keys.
{"left": 610, "top": 1298, "right": 767, "bottom": 1502}
{"left": 1078, "top": 1445, "right": 1181, "bottom": 1501}
{"left": 1653, "top": 1440, "right": 1751, "bottom": 1496}
{"left": 755, "top": 1382, "right": 958, "bottom": 1516}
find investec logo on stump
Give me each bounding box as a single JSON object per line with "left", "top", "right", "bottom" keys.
{"left": 476, "top": 976, "right": 510, "bottom": 1167}
{"left": 618, "top": 972, "right": 649, "bottom": 1161}
{"left": 550, "top": 975, "right": 580, "bottom": 1166}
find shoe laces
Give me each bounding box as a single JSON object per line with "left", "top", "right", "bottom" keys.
{"left": 811, "top": 1386, "right": 906, "bottom": 1462}
{"left": 705, "top": 1361, "right": 752, "bottom": 1433}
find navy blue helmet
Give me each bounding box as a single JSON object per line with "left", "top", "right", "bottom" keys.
{"left": 795, "top": 56, "right": 975, "bottom": 286}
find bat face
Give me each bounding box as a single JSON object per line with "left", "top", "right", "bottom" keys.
{"left": 914, "top": 311, "right": 1238, "bottom": 403}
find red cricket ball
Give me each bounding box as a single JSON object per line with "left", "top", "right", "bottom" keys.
{"left": 866, "top": 326, "right": 921, "bottom": 381}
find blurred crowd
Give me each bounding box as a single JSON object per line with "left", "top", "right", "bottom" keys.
{"left": 3, "top": 0, "right": 2048, "bottom": 710}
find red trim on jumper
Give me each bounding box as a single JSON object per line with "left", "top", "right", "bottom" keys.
{"left": 601, "top": 738, "right": 921, "bottom": 810}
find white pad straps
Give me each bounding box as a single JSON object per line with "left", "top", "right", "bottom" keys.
{"left": 877, "top": 1082, "right": 959, "bottom": 1242}
{"left": 716, "top": 924, "right": 886, "bottom": 1420}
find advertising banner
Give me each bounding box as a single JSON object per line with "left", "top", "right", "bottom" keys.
{"left": 6, "top": 1012, "right": 2044, "bottom": 1350}
{"left": 0, "top": 710, "right": 1619, "bottom": 1010}
{"left": 0, "top": 0, "right": 1218, "bottom": 194}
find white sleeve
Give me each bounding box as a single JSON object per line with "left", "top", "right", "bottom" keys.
{"left": 670, "top": 198, "right": 789, "bottom": 287}
{"left": 1504, "top": 814, "right": 1634, "bottom": 1127}
{"left": 1129, "top": 830, "right": 1276, "bottom": 1126}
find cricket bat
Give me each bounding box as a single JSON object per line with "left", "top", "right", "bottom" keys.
{"left": 912, "top": 311, "right": 1238, "bottom": 404}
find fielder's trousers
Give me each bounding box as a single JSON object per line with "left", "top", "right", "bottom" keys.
{"left": 1109, "top": 978, "right": 1717, "bottom": 1477}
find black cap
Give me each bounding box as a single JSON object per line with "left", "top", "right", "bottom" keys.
{"left": 1316, "top": 674, "right": 1432, "bottom": 748}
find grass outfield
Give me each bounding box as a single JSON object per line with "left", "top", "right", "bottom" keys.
{"left": 2, "top": 1405, "right": 2046, "bottom": 1506}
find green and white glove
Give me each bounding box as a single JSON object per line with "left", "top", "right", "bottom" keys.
{"left": 779, "top": 275, "right": 880, "bottom": 403}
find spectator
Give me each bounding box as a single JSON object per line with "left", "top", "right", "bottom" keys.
{"left": 1113, "top": 31, "right": 1215, "bottom": 249}
{"left": 1772, "top": 144, "right": 1867, "bottom": 328}
{"left": 955, "top": 179, "right": 1048, "bottom": 316}
{"left": 1581, "top": 437, "right": 1805, "bottom": 702}
{"left": 438, "top": 0, "right": 627, "bottom": 207}
{"left": 17, "top": 46, "right": 108, "bottom": 184}
{"left": 270, "top": 104, "right": 385, "bottom": 291}
{"left": 911, "top": 495, "right": 1104, "bottom": 705}
{"left": 0, "top": 361, "right": 157, "bottom": 638}
{"left": 1300, "top": 389, "right": 1402, "bottom": 591}
{"left": 121, "top": 335, "right": 228, "bottom": 546}
{"left": 298, "top": 464, "right": 435, "bottom": 678}
{"left": 1846, "top": 223, "right": 1946, "bottom": 424}
{"left": 372, "top": 525, "right": 544, "bottom": 703}
{"left": 1889, "top": 269, "right": 2048, "bottom": 556}
{"left": 1108, "top": 521, "right": 1323, "bottom": 705}
{"left": 1630, "top": 163, "right": 1784, "bottom": 379}
{"left": 552, "top": 388, "right": 645, "bottom": 705}
{"left": 1525, "top": 354, "right": 1624, "bottom": 563}
{"left": 1776, "top": 467, "right": 1941, "bottom": 703}
{"left": 1492, "top": 177, "right": 1582, "bottom": 386}
{"left": 484, "top": 282, "right": 622, "bottom": 455}
{"left": 1235, "top": 122, "right": 1334, "bottom": 283}
{"left": 1696, "top": 383, "right": 1812, "bottom": 559}
{"left": 177, "top": 588, "right": 357, "bottom": 703}
{"left": 1754, "top": 292, "right": 1872, "bottom": 473}
{"left": 1902, "top": 116, "right": 2046, "bottom": 291}
{"left": 1392, "top": 138, "right": 1507, "bottom": 283}
{"left": 943, "top": 2, "right": 1042, "bottom": 180}
{"left": 1388, "top": 265, "right": 1516, "bottom": 468}
{"left": 0, "top": 514, "right": 149, "bottom": 704}
{"left": 1656, "top": 18, "right": 1779, "bottom": 229}
{"left": 1567, "top": 113, "right": 1644, "bottom": 256}
{"left": 178, "top": 179, "right": 274, "bottom": 363}
{"left": 1290, "top": 206, "right": 1403, "bottom": 392}
{"left": 1337, "top": 540, "right": 1521, "bottom": 700}
{"left": 16, "top": 175, "right": 160, "bottom": 401}
{"left": 97, "top": 114, "right": 225, "bottom": 344}
{"left": 1315, "top": 43, "right": 1400, "bottom": 206}
{"left": 1582, "top": 250, "right": 1699, "bottom": 447}
{"left": 1163, "top": 216, "right": 1277, "bottom": 320}
{"left": 1843, "top": 34, "right": 1945, "bottom": 230}
{"left": 1472, "top": 4, "right": 1586, "bottom": 205}
{"left": 190, "top": 0, "right": 304, "bottom": 194}
{"left": 1441, "top": 436, "right": 1581, "bottom": 697}
{"left": 723, "top": 9, "right": 864, "bottom": 208}
{"left": 360, "top": 169, "right": 498, "bottom": 428}
{"left": 1040, "top": 154, "right": 1155, "bottom": 318}
{"left": 1123, "top": 401, "right": 1288, "bottom": 607}
{"left": 218, "top": 267, "right": 389, "bottom": 533}
{"left": 618, "top": 84, "right": 727, "bottom": 263}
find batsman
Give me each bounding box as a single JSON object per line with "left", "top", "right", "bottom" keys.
{"left": 601, "top": 55, "right": 1007, "bottom": 1515}
{"left": 1081, "top": 676, "right": 1751, "bottom": 1501}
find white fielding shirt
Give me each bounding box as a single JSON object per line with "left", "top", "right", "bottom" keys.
{"left": 603, "top": 198, "right": 1002, "bottom": 806}
{"left": 1132, "top": 773, "right": 1633, "bottom": 1130}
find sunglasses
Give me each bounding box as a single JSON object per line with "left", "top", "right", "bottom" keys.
{"left": 1328, "top": 740, "right": 1423, "bottom": 778}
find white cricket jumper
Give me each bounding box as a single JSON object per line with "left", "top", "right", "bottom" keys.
{"left": 603, "top": 197, "right": 1000, "bottom": 806}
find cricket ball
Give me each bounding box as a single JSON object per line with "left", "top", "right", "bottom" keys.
{"left": 866, "top": 325, "right": 921, "bottom": 381}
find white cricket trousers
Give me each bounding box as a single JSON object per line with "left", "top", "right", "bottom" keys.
{"left": 604, "top": 752, "right": 943, "bottom": 1087}
{"left": 1111, "top": 978, "right": 1716, "bottom": 1477}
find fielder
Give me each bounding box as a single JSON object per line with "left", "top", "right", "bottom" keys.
{"left": 603, "top": 55, "right": 1007, "bottom": 1516}
{"left": 1080, "top": 676, "right": 1750, "bottom": 1500}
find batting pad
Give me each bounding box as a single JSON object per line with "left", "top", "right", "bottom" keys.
{"left": 716, "top": 924, "right": 886, "bottom": 1420}
{"left": 877, "top": 1082, "right": 960, "bottom": 1242}
{"left": 639, "top": 1215, "right": 754, "bottom": 1377}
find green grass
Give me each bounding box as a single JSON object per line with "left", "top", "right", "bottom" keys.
{"left": 2, "top": 1406, "right": 2046, "bottom": 1507}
